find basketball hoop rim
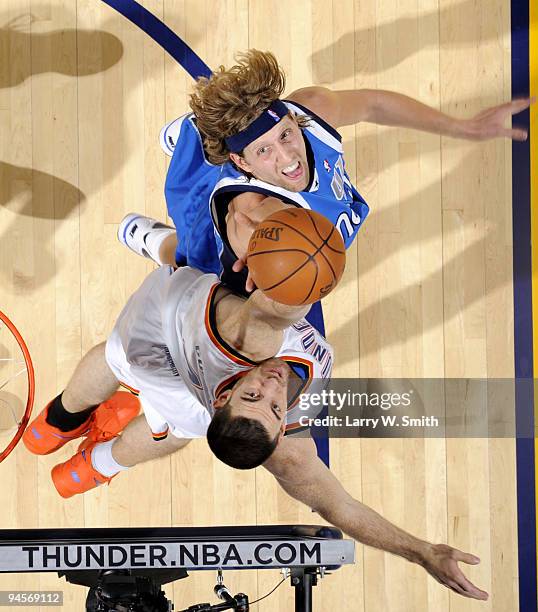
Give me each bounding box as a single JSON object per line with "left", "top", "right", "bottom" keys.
{"left": 0, "top": 311, "right": 35, "bottom": 462}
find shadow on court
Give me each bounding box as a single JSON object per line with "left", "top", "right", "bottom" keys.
{"left": 327, "top": 136, "right": 512, "bottom": 366}
{"left": 331, "top": 223, "right": 511, "bottom": 364}
{"left": 0, "top": 6, "right": 201, "bottom": 289}
{"left": 0, "top": 162, "right": 85, "bottom": 217}
{"left": 0, "top": 14, "right": 123, "bottom": 88}
{"left": 310, "top": 0, "right": 507, "bottom": 80}
{"left": 0, "top": 9, "right": 125, "bottom": 287}
{"left": 0, "top": 161, "right": 86, "bottom": 287}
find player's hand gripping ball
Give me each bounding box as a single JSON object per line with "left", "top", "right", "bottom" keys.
{"left": 246, "top": 208, "right": 346, "bottom": 305}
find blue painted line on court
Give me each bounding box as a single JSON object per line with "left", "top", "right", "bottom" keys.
{"left": 511, "top": 0, "right": 537, "bottom": 607}
{"left": 305, "top": 302, "right": 329, "bottom": 462}
{"left": 101, "top": 0, "right": 212, "bottom": 80}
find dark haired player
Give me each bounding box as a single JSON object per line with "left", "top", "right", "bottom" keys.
{"left": 23, "top": 261, "right": 487, "bottom": 601}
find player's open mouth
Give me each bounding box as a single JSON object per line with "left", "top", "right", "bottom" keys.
{"left": 281, "top": 161, "right": 303, "bottom": 180}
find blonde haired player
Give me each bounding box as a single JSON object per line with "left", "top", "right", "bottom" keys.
{"left": 119, "top": 49, "right": 532, "bottom": 295}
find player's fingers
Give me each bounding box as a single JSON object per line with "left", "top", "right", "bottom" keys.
{"left": 232, "top": 258, "right": 247, "bottom": 273}
{"left": 245, "top": 274, "right": 256, "bottom": 293}
{"left": 493, "top": 97, "right": 529, "bottom": 116}
{"left": 446, "top": 554, "right": 489, "bottom": 600}
{"left": 453, "top": 573, "right": 489, "bottom": 600}
{"left": 445, "top": 580, "right": 467, "bottom": 597}
{"left": 508, "top": 127, "right": 528, "bottom": 141}
{"left": 452, "top": 550, "right": 480, "bottom": 565}
{"left": 510, "top": 97, "right": 533, "bottom": 114}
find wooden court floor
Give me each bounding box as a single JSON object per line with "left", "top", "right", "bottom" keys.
{"left": 0, "top": 1, "right": 519, "bottom": 610}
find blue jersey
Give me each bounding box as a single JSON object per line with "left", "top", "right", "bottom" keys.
{"left": 164, "top": 114, "right": 222, "bottom": 272}
{"left": 164, "top": 101, "right": 369, "bottom": 282}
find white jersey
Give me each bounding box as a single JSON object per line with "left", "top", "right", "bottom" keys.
{"left": 106, "top": 266, "right": 333, "bottom": 438}
{"left": 105, "top": 266, "right": 211, "bottom": 439}
{"left": 161, "top": 266, "right": 333, "bottom": 433}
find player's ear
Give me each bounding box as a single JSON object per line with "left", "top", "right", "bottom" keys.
{"left": 213, "top": 390, "right": 233, "bottom": 409}
{"left": 229, "top": 152, "right": 252, "bottom": 173}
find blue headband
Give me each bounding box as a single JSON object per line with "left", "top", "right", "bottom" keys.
{"left": 225, "top": 100, "right": 289, "bottom": 153}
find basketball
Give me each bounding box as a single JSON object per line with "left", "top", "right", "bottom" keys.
{"left": 246, "top": 208, "right": 346, "bottom": 305}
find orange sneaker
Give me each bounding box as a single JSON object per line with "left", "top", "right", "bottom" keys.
{"left": 22, "top": 401, "right": 92, "bottom": 455}
{"left": 50, "top": 392, "right": 140, "bottom": 498}
{"left": 51, "top": 439, "right": 114, "bottom": 499}
{"left": 85, "top": 391, "right": 140, "bottom": 443}
{"left": 23, "top": 392, "right": 140, "bottom": 455}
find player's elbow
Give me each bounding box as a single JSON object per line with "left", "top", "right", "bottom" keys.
{"left": 290, "top": 87, "right": 340, "bottom": 128}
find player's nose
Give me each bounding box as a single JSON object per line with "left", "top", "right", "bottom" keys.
{"left": 275, "top": 142, "right": 293, "bottom": 164}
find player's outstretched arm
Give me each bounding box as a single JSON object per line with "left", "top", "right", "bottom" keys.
{"left": 264, "top": 436, "right": 489, "bottom": 601}
{"left": 217, "top": 289, "right": 310, "bottom": 362}
{"left": 289, "top": 86, "right": 533, "bottom": 141}
{"left": 242, "top": 289, "right": 310, "bottom": 330}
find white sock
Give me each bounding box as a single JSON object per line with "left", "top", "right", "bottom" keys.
{"left": 144, "top": 228, "right": 176, "bottom": 265}
{"left": 91, "top": 440, "right": 129, "bottom": 477}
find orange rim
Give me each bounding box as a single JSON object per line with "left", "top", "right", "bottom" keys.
{"left": 0, "top": 311, "right": 35, "bottom": 462}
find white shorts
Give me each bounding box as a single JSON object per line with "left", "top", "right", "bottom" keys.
{"left": 104, "top": 268, "right": 211, "bottom": 439}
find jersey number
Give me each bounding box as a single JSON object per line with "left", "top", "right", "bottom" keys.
{"left": 330, "top": 156, "right": 346, "bottom": 200}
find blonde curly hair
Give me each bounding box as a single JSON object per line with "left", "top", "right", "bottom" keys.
{"left": 190, "top": 50, "right": 309, "bottom": 165}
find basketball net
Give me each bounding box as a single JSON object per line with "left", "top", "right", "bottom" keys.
{"left": 0, "top": 311, "right": 34, "bottom": 462}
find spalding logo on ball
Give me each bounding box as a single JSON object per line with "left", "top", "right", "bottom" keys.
{"left": 246, "top": 208, "right": 346, "bottom": 305}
